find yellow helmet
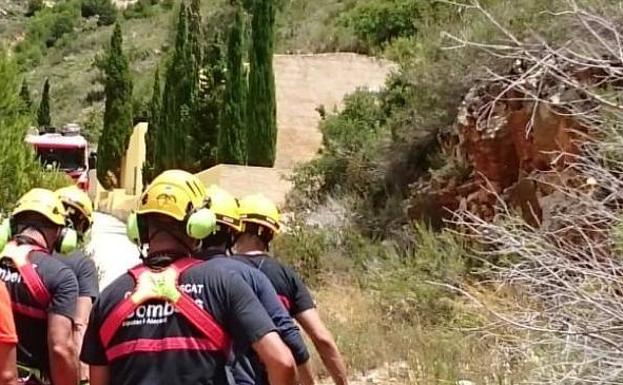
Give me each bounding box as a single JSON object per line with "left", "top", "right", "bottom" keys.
{"left": 238, "top": 194, "right": 280, "bottom": 234}
{"left": 12, "top": 188, "right": 67, "bottom": 226}
{"left": 56, "top": 186, "right": 94, "bottom": 228}
{"left": 137, "top": 169, "right": 207, "bottom": 221}
{"left": 205, "top": 185, "right": 240, "bottom": 232}
{"left": 127, "top": 169, "right": 216, "bottom": 244}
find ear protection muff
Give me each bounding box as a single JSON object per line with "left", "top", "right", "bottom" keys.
{"left": 56, "top": 227, "right": 78, "bottom": 254}
{"left": 126, "top": 206, "right": 217, "bottom": 245}
{"left": 127, "top": 212, "right": 140, "bottom": 244}
{"left": 0, "top": 218, "right": 11, "bottom": 251}
{"left": 186, "top": 207, "right": 217, "bottom": 240}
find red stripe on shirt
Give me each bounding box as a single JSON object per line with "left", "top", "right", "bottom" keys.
{"left": 105, "top": 337, "right": 224, "bottom": 361}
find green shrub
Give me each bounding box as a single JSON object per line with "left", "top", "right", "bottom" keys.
{"left": 83, "top": 107, "right": 104, "bottom": 144}
{"left": 291, "top": 89, "right": 388, "bottom": 202}
{"left": 16, "top": 1, "right": 81, "bottom": 66}
{"left": 81, "top": 0, "right": 118, "bottom": 25}
{"left": 341, "top": 0, "right": 420, "bottom": 49}
{"left": 273, "top": 224, "right": 331, "bottom": 286}
{"left": 321, "top": 89, "right": 383, "bottom": 152}
{"left": 273, "top": 0, "right": 361, "bottom": 53}
{"left": 25, "top": 0, "right": 44, "bottom": 17}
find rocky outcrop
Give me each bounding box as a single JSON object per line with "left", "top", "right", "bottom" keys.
{"left": 408, "top": 59, "right": 595, "bottom": 227}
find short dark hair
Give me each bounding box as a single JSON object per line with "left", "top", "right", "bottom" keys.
{"left": 14, "top": 212, "right": 59, "bottom": 230}
{"left": 144, "top": 213, "right": 187, "bottom": 238}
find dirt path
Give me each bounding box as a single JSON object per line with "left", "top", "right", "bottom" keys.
{"left": 87, "top": 212, "right": 140, "bottom": 289}
{"left": 318, "top": 361, "right": 414, "bottom": 385}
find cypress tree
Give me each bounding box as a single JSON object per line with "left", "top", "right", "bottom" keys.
{"left": 19, "top": 80, "right": 33, "bottom": 115}
{"left": 246, "top": 0, "right": 277, "bottom": 166}
{"left": 143, "top": 67, "right": 160, "bottom": 185}
{"left": 196, "top": 31, "right": 226, "bottom": 169}
{"left": 37, "top": 78, "right": 52, "bottom": 130}
{"left": 187, "top": 0, "right": 204, "bottom": 169}
{"left": 160, "top": 2, "right": 194, "bottom": 170}
{"left": 96, "top": 23, "right": 134, "bottom": 189}
{"left": 188, "top": 0, "right": 202, "bottom": 66}
{"left": 218, "top": 3, "right": 246, "bottom": 164}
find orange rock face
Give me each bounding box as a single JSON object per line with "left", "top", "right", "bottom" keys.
{"left": 409, "top": 73, "right": 588, "bottom": 226}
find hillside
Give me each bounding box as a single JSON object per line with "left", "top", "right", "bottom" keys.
{"left": 5, "top": 0, "right": 623, "bottom": 384}
{"left": 0, "top": 0, "right": 371, "bottom": 137}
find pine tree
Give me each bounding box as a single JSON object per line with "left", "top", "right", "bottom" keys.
{"left": 159, "top": 2, "right": 194, "bottom": 171}
{"left": 37, "top": 78, "right": 52, "bottom": 131}
{"left": 96, "top": 23, "right": 134, "bottom": 189}
{"left": 246, "top": 0, "right": 277, "bottom": 166}
{"left": 218, "top": 3, "right": 247, "bottom": 164}
{"left": 19, "top": 80, "right": 33, "bottom": 116}
{"left": 143, "top": 67, "right": 160, "bottom": 186}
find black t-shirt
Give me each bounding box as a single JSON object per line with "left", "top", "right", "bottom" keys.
{"left": 232, "top": 254, "right": 316, "bottom": 316}
{"left": 206, "top": 256, "right": 309, "bottom": 358}
{"left": 0, "top": 251, "right": 78, "bottom": 372}
{"left": 53, "top": 250, "right": 99, "bottom": 301}
{"left": 81, "top": 258, "right": 277, "bottom": 385}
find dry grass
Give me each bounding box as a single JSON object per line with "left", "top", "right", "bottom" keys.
{"left": 306, "top": 280, "right": 523, "bottom": 385}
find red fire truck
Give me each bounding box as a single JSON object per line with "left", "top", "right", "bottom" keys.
{"left": 25, "top": 124, "right": 94, "bottom": 191}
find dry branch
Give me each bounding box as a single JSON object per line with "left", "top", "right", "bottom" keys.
{"left": 444, "top": 0, "right": 623, "bottom": 383}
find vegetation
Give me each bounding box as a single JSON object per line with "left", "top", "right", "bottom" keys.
{"left": 195, "top": 31, "right": 226, "bottom": 170}
{"left": 19, "top": 80, "right": 33, "bottom": 117}
{"left": 143, "top": 67, "right": 160, "bottom": 184}
{"left": 81, "top": 0, "right": 118, "bottom": 26}
{"left": 157, "top": 2, "right": 195, "bottom": 171}
{"left": 14, "top": 1, "right": 82, "bottom": 67}
{"left": 218, "top": 3, "right": 247, "bottom": 164}
{"left": 37, "top": 78, "right": 52, "bottom": 129}
{"left": 0, "top": 50, "right": 70, "bottom": 212}
{"left": 246, "top": 0, "right": 277, "bottom": 166}
{"left": 277, "top": 0, "right": 623, "bottom": 383}
{"left": 97, "top": 23, "right": 134, "bottom": 189}
{"left": 9, "top": 0, "right": 623, "bottom": 382}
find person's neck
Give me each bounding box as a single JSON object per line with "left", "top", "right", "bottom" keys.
{"left": 18, "top": 228, "right": 49, "bottom": 250}
{"left": 236, "top": 236, "right": 267, "bottom": 255}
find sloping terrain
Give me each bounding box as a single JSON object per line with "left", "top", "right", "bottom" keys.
{"left": 274, "top": 53, "right": 395, "bottom": 169}
{"left": 197, "top": 53, "right": 396, "bottom": 204}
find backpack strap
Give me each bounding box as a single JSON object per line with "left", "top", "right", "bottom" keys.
{"left": 277, "top": 295, "right": 292, "bottom": 311}
{"left": 99, "top": 258, "right": 230, "bottom": 358}
{"left": 2, "top": 242, "right": 50, "bottom": 319}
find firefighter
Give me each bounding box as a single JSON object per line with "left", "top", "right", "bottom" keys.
{"left": 81, "top": 170, "right": 297, "bottom": 385}
{"left": 55, "top": 186, "right": 99, "bottom": 384}
{"left": 0, "top": 188, "right": 80, "bottom": 385}
{"left": 198, "top": 185, "right": 314, "bottom": 385}
{"left": 234, "top": 194, "right": 349, "bottom": 385}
